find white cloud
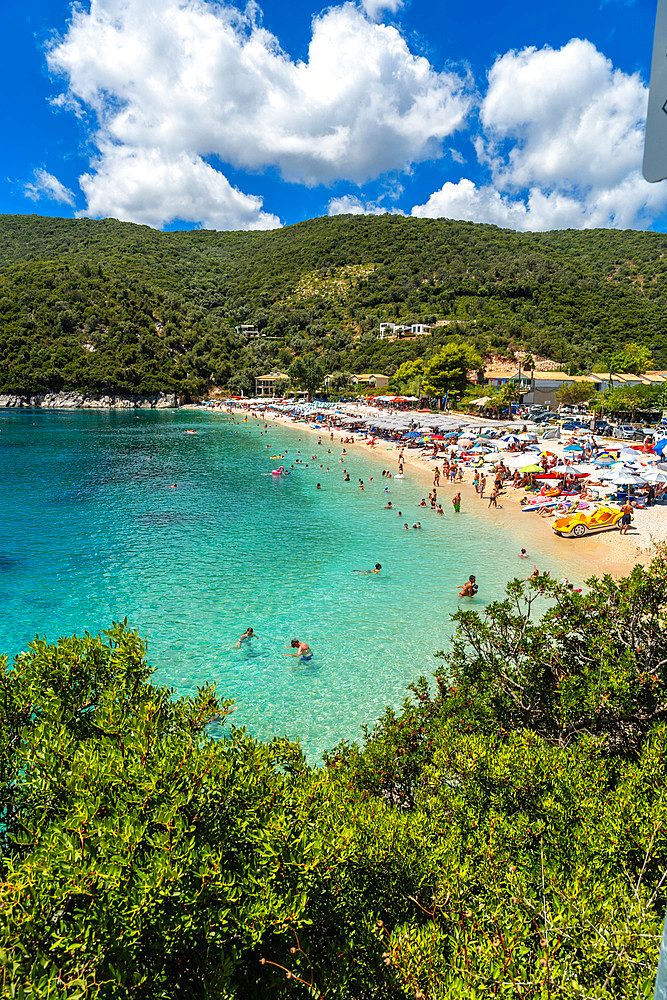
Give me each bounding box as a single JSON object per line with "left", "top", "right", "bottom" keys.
{"left": 413, "top": 38, "right": 667, "bottom": 231}
{"left": 79, "top": 146, "right": 280, "bottom": 230}
{"left": 360, "top": 0, "right": 403, "bottom": 19}
{"left": 45, "top": 0, "right": 469, "bottom": 229}
{"left": 24, "top": 168, "right": 76, "bottom": 207}
{"left": 327, "top": 194, "right": 404, "bottom": 215}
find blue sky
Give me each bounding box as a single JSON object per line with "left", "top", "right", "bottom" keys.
{"left": 2, "top": 0, "right": 665, "bottom": 232}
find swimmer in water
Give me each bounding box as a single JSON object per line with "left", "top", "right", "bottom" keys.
{"left": 285, "top": 639, "right": 312, "bottom": 661}
{"left": 236, "top": 627, "right": 255, "bottom": 648}
{"left": 355, "top": 563, "right": 382, "bottom": 575}
{"left": 519, "top": 548, "right": 528, "bottom": 559}
{"left": 458, "top": 575, "right": 478, "bottom": 598}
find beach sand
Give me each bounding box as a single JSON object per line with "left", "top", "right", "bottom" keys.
{"left": 218, "top": 405, "right": 647, "bottom": 581}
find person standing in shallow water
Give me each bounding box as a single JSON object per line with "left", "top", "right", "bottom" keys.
{"left": 285, "top": 639, "right": 312, "bottom": 661}
{"left": 452, "top": 492, "right": 461, "bottom": 513}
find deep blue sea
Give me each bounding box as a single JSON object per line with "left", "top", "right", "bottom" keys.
{"left": 0, "top": 408, "right": 582, "bottom": 758}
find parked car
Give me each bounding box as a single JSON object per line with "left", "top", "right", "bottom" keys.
{"left": 594, "top": 420, "right": 613, "bottom": 434}
{"left": 534, "top": 412, "right": 557, "bottom": 423}
{"left": 613, "top": 424, "right": 642, "bottom": 441}
{"left": 553, "top": 506, "right": 628, "bottom": 538}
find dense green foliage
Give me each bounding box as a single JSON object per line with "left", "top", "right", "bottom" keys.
{"left": 2, "top": 214, "right": 667, "bottom": 397}
{"left": 3, "top": 558, "right": 667, "bottom": 997}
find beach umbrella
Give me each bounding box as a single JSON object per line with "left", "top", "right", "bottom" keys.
{"left": 550, "top": 464, "right": 591, "bottom": 475}
{"left": 607, "top": 472, "right": 648, "bottom": 486}
{"left": 503, "top": 453, "right": 535, "bottom": 468}
{"left": 502, "top": 434, "right": 521, "bottom": 444}
{"left": 654, "top": 439, "right": 667, "bottom": 455}
{"left": 563, "top": 444, "right": 584, "bottom": 452}
{"left": 520, "top": 463, "right": 542, "bottom": 473}
{"left": 643, "top": 469, "right": 667, "bottom": 483}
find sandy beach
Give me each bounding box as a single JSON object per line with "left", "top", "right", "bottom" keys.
{"left": 203, "top": 403, "right": 653, "bottom": 581}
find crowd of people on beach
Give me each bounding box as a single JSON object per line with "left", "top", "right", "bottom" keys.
{"left": 215, "top": 402, "right": 580, "bottom": 665}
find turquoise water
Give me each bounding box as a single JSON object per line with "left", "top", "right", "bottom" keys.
{"left": 0, "top": 409, "right": 578, "bottom": 759}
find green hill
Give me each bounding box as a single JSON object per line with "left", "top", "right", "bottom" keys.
{"left": 1, "top": 213, "right": 667, "bottom": 397}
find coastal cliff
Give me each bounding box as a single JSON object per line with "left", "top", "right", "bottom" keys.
{"left": 0, "top": 391, "right": 178, "bottom": 409}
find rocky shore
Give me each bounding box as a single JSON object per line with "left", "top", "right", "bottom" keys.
{"left": 0, "top": 391, "right": 178, "bottom": 409}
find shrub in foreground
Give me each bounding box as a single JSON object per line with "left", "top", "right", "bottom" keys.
{"left": 2, "top": 558, "right": 667, "bottom": 997}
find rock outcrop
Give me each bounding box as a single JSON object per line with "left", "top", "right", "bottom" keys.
{"left": 0, "top": 392, "right": 178, "bottom": 409}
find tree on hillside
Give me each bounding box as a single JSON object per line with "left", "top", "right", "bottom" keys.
{"left": 610, "top": 342, "right": 653, "bottom": 376}
{"left": 421, "top": 344, "right": 483, "bottom": 406}
{"left": 228, "top": 371, "right": 253, "bottom": 396}
{"left": 555, "top": 381, "right": 598, "bottom": 406}
{"left": 327, "top": 371, "right": 351, "bottom": 393}
{"left": 389, "top": 359, "right": 424, "bottom": 396}
{"left": 288, "top": 356, "right": 324, "bottom": 399}
{"left": 605, "top": 383, "right": 658, "bottom": 420}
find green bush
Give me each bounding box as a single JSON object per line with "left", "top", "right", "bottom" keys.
{"left": 3, "top": 558, "right": 667, "bottom": 997}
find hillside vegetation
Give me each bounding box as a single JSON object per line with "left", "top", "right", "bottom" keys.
{"left": 2, "top": 213, "right": 667, "bottom": 397}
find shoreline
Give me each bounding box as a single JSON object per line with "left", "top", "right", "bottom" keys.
{"left": 215, "top": 404, "right": 645, "bottom": 581}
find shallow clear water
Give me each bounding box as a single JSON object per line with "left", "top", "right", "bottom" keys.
{"left": 0, "top": 409, "right": 580, "bottom": 759}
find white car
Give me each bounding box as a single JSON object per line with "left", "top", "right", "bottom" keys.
{"left": 613, "top": 424, "right": 641, "bottom": 441}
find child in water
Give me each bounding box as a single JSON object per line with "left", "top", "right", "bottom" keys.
{"left": 236, "top": 627, "right": 255, "bottom": 648}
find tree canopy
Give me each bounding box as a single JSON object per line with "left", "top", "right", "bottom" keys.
{"left": 421, "top": 343, "right": 483, "bottom": 400}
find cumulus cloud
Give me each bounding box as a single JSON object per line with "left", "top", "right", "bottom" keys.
{"left": 24, "top": 168, "right": 76, "bottom": 207}
{"left": 327, "top": 193, "right": 405, "bottom": 215}
{"left": 45, "top": 0, "right": 469, "bottom": 228}
{"left": 79, "top": 146, "right": 280, "bottom": 230}
{"left": 360, "top": 0, "right": 403, "bottom": 19}
{"left": 413, "top": 38, "right": 667, "bottom": 231}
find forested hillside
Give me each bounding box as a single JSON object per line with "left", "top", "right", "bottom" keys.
{"left": 2, "top": 213, "right": 667, "bottom": 397}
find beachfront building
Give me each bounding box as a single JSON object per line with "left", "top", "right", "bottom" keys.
{"left": 350, "top": 373, "right": 390, "bottom": 388}
{"left": 589, "top": 372, "right": 667, "bottom": 392}
{"left": 483, "top": 365, "right": 533, "bottom": 391}
{"left": 522, "top": 373, "right": 599, "bottom": 408}
{"left": 254, "top": 371, "right": 290, "bottom": 397}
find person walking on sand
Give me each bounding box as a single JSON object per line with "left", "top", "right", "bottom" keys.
{"left": 452, "top": 492, "right": 461, "bottom": 513}
{"left": 479, "top": 475, "right": 486, "bottom": 499}
{"left": 619, "top": 499, "right": 634, "bottom": 535}
{"left": 488, "top": 488, "right": 499, "bottom": 508}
